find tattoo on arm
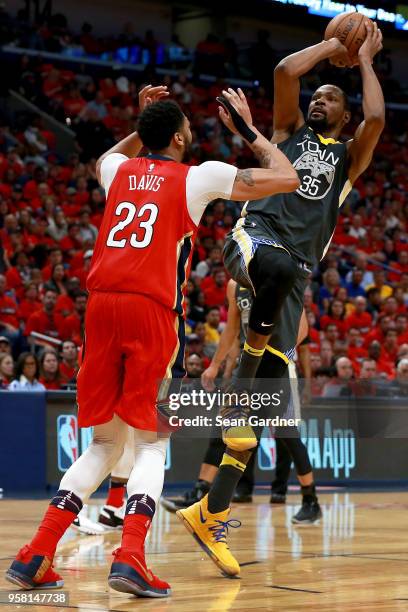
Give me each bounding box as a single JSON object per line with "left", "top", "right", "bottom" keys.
{"left": 251, "top": 143, "right": 275, "bottom": 169}
{"left": 236, "top": 168, "right": 255, "bottom": 186}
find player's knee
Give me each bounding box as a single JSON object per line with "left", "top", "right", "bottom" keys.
{"left": 258, "top": 253, "right": 297, "bottom": 297}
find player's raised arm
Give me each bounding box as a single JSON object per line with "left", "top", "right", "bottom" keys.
{"left": 217, "top": 88, "right": 300, "bottom": 199}
{"left": 273, "top": 38, "right": 351, "bottom": 136}
{"left": 95, "top": 85, "right": 169, "bottom": 185}
{"left": 201, "top": 280, "right": 241, "bottom": 391}
{"left": 347, "top": 22, "right": 385, "bottom": 185}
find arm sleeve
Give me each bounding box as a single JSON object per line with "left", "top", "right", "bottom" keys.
{"left": 100, "top": 153, "right": 129, "bottom": 196}
{"left": 186, "top": 161, "right": 237, "bottom": 225}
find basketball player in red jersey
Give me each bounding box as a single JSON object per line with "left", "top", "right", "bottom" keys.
{"left": 6, "top": 84, "right": 299, "bottom": 597}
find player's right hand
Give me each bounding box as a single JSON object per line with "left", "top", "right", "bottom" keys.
{"left": 358, "top": 21, "right": 383, "bottom": 64}
{"left": 139, "top": 84, "right": 169, "bottom": 110}
{"left": 201, "top": 363, "right": 219, "bottom": 392}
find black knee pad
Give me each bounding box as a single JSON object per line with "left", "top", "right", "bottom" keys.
{"left": 251, "top": 247, "right": 298, "bottom": 296}
{"left": 248, "top": 247, "right": 298, "bottom": 334}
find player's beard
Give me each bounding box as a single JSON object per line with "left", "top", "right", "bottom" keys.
{"left": 306, "top": 113, "right": 329, "bottom": 133}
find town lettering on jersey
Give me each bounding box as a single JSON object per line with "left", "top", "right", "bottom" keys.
{"left": 296, "top": 139, "right": 340, "bottom": 166}
{"left": 129, "top": 175, "right": 165, "bottom": 192}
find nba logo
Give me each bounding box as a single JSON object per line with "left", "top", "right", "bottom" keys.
{"left": 258, "top": 427, "right": 276, "bottom": 471}
{"left": 57, "top": 415, "right": 78, "bottom": 471}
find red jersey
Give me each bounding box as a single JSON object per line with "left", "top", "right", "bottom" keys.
{"left": 87, "top": 156, "right": 197, "bottom": 315}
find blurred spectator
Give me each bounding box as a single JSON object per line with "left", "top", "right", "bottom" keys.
{"left": 60, "top": 290, "right": 87, "bottom": 345}
{"left": 347, "top": 327, "right": 368, "bottom": 369}
{"left": 204, "top": 307, "right": 221, "bottom": 358}
{"left": 59, "top": 339, "right": 78, "bottom": 383}
{"left": 0, "top": 336, "right": 12, "bottom": 354}
{"left": 320, "top": 299, "right": 347, "bottom": 339}
{"left": 8, "top": 352, "right": 45, "bottom": 391}
{"left": 44, "top": 263, "right": 69, "bottom": 295}
{"left": 186, "top": 353, "right": 204, "bottom": 378}
{"left": 366, "top": 270, "right": 393, "bottom": 300}
{"left": 202, "top": 268, "right": 227, "bottom": 308}
{"left": 387, "top": 359, "right": 408, "bottom": 398}
{"left": 360, "top": 358, "right": 377, "bottom": 380}
{"left": 195, "top": 246, "right": 223, "bottom": 279}
{"left": 345, "top": 296, "right": 372, "bottom": 334}
{"left": 322, "top": 357, "right": 354, "bottom": 397}
{"left": 319, "top": 268, "right": 342, "bottom": 311}
{"left": 320, "top": 340, "right": 334, "bottom": 368}
{"left": 0, "top": 274, "right": 19, "bottom": 343}
{"left": 25, "top": 289, "right": 64, "bottom": 346}
{"left": 16, "top": 282, "right": 42, "bottom": 324}
{"left": 0, "top": 351, "right": 14, "bottom": 387}
{"left": 368, "top": 340, "right": 394, "bottom": 379}
{"left": 39, "top": 348, "right": 61, "bottom": 389}
{"left": 78, "top": 208, "right": 98, "bottom": 242}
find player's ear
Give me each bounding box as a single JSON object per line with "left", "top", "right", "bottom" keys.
{"left": 174, "top": 131, "right": 184, "bottom": 147}
{"left": 342, "top": 110, "right": 351, "bottom": 127}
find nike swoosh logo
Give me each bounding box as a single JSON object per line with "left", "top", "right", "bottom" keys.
{"left": 199, "top": 507, "right": 207, "bottom": 524}
{"left": 131, "top": 556, "right": 153, "bottom": 582}
{"left": 261, "top": 322, "right": 273, "bottom": 327}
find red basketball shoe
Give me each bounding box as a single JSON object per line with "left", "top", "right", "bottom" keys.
{"left": 5, "top": 545, "right": 64, "bottom": 590}
{"left": 108, "top": 548, "right": 171, "bottom": 598}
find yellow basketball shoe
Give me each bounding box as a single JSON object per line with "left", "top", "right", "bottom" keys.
{"left": 176, "top": 494, "right": 241, "bottom": 576}
{"left": 219, "top": 396, "right": 257, "bottom": 452}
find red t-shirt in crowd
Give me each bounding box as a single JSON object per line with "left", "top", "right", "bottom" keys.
{"left": 25, "top": 309, "right": 64, "bottom": 339}
{"left": 345, "top": 311, "right": 372, "bottom": 333}
{"left": 0, "top": 295, "right": 19, "bottom": 328}
{"left": 320, "top": 315, "right": 348, "bottom": 339}
{"left": 17, "top": 299, "right": 42, "bottom": 324}
{"left": 59, "top": 361, "right": 78, "bottom": 382}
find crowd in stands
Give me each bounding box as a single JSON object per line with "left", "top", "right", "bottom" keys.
{"left": 1, "top": 5, "right": 404, "bottom": 100}
{"left": 0, "top": 10, "right": 407, "bottom": 398}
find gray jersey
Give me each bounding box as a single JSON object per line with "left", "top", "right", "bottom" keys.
{"left": 245, "top": 124, "right": 351, "bottom": 267}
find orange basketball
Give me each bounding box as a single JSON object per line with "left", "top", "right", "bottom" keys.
{"left": 325, "top": 11, "right": 371, "bottom": 60}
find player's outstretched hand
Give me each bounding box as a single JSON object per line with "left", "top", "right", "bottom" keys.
{"left": 358, "top": 21, "right": 383, "bottom": 65}
{"left": 217, "top": 87, "right": 253, "bottom": 135}
{"left": 201, "top": 364, "right": 218, "bottom": 392}
{"left": 139, "top": 84, "right": 169, "bottom": 110}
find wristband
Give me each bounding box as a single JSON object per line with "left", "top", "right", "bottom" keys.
{"left": 216, "top": 96, "right": 257, "bottom": 143}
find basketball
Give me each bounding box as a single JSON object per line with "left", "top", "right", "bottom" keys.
{"left": 324, "top": 11, "right": 371, "bottom": 60}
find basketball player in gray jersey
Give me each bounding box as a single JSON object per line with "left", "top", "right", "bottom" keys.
{"left": 180, "top": 22, "right": 384, "bottom": 574}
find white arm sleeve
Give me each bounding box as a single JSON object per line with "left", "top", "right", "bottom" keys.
{"left": 186, "top": 161, "right": 237, "bottom": 225}
{"left": 100, "top": 153, "right": 129, "bottom": 196}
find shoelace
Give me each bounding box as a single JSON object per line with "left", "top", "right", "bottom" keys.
{"left": 209, "top": 519, "right": 241, "bottom": 544}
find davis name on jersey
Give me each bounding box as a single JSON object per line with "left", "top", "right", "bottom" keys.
{"left": 128, "top": 174, "right": 165, "bottom": 192}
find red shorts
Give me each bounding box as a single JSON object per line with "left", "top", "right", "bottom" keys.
{"left": 77, "top": 291, "right": 185, "bottom": 431}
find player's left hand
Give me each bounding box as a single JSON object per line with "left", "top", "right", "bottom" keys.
{"left": 139, "top": 84, "right": 169, "bottom": 110}
{"left": 358, "top": 21, "right": 383, "bottom": 65}
{"left": 218, "top": 88, "right": 253, "bottom": 135}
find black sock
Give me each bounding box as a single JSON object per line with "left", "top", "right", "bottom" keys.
{"left": 235, "top": 343, "right": 265, "bottom": 386}
{"left": 207, "top": 452, "right": 249, "bottom": 514}
{"left": 301, "top": 483, "right": 317, "bottom": 504}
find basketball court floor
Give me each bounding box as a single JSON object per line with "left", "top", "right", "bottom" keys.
{"left": 1, "top": 491, "right": 408, "bottom": 611}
